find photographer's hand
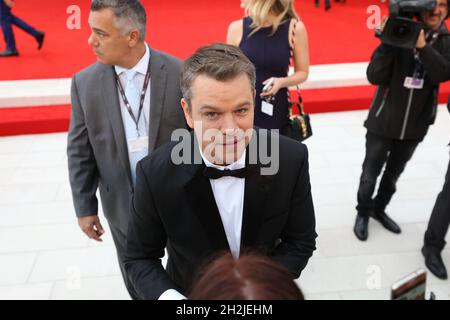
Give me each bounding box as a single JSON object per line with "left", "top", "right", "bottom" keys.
{"left": 4, "top": 0, "right": 14, "bottom": 8}
{"left": 416, "top": 30, "right": 426, "bottom": 49}
{"left": 376, "top": 16, "right": 389, "bottom": 35}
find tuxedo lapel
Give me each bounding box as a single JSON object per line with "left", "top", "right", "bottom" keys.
{"left": 241, "top": 165, "right": 273, "bottom": 248}
{"left": 148, "top": 49, "right": 167, "bottom": 151}
{"left": 183, "top": 144, "right": 230, "bottom": 252}
{"left": 100, "top": 66, "right": 133, "bottom": 187}
{"left": 241, "top": 130, "right": 274, "bottom": 248}
{"left": 183, "top": 130, "right": 274, "bottom": 254}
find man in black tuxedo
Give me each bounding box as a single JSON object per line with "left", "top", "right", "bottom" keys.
{"left": 124, "top": 43, "right": 317, "bottom": 300}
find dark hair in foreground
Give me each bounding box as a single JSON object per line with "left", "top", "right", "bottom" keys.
{"left": 180, "top": 43, "right": 256, "bottom": 106}
{"left": 188, "top": 252, "right": 304, "bottom": 300}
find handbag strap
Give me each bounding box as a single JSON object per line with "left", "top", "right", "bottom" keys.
{"left": 288, "top": 19, "right": 306, "bottom": 117}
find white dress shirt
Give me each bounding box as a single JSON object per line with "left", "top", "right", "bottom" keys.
{"left": 201, "top": 150, "right": 246, "bottom": 259}
{"left": 114, "top": 43, "right": 151, "bottom": 126}
{"left": 158, "top": 150, "right": 247, "bottom": 300}
{"left": 114, "top": 43, "right": 151, "bottom": 184}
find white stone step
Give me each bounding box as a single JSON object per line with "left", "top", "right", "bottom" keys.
{"left": 0, "top": 62, "right": 370, "bottom": 108}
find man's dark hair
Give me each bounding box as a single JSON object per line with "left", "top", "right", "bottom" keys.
{"left": 91, "top": 0, "right": 147, "bottom": 41}
{"left": 180, "top": 43, "right": 256, "bottom": 107}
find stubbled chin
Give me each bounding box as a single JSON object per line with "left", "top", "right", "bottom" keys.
{"left": 430, "top": 21, "right": 440, "bottom": 30}
{"left": 206, "top": 145, "right": 246, "bottom": 165}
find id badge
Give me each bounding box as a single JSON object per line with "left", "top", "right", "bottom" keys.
{"left": 404, "top": 77, "right": 424, "bottom": 89}
{"left": 261, "top": 100, "right": 274, "bottom": 116}
{"left": 128, "top": 136, "right": 148, "bottom": 153}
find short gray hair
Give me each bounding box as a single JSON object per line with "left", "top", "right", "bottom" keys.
{"left": 91, "top": 0, "right": 147, "bottom": 41}
{"left": 181, "top": 43, "right": 256, "bottom": 106}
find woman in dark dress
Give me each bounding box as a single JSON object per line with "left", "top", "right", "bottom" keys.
{"left": 227, "top": 0, "right": 309, "bottom": 132}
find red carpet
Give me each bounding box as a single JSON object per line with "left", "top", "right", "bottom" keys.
{"left": 2, "top": 82, "right": 449, "bottom": 137}
{"left": 0, "top": 105, "right": 70, "bottom": 136}
{"left": 0, "top": 0, "right": 389, "bottom": 80}
{"left": 1, "top": 1, "right": 449, "bottom": 136}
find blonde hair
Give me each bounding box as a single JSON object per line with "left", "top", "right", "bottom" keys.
{"left": 246, "top": 0, "right": 299, "bottom": 36}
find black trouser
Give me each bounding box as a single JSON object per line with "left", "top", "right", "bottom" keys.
{"left": 356, "top": 131, "right": 420, "bottom": 217}
{"left": 108, "top": 222, "right": 140, "bottom": 300}
{"left": 315, "top": 0, "right": 331, "bottom": 7}
{"left": 314, "top": 0, "right": 344, "bottom": 8}
{"left": 424, "top": 152, "right": 450, "bottom": 251}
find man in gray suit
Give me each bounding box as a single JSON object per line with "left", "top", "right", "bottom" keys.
{"left": 67, "top": 0, "right": 186, "bottom": 299}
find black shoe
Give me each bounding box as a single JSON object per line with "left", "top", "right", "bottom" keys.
{"left": 36, "top": 31, "right": 45, "bottom": 50}
{"left": 354, "top": 214, "right": 369, "bottom": 241}
{"left": 0, "top": 49, "right": 19, "bottom": 57}
{"left": 422, "top": 247, "right": 448, "bottom": 280}
{"left": 372, "top": 212, "right": 401, "bottom": 234}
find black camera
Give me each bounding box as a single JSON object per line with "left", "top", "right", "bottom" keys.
{"left": 377, "top": 0, "right": 437, "bottom": 49}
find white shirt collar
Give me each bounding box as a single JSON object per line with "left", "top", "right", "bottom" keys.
{"left": 201, "top": 149, "right": 246, "bottom": 171}
{"left": 114, "top": 43, "right": 150, "bottom": 76}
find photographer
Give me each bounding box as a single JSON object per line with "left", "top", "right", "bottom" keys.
{"left": 354, "top": 0, "right": 450, "bottom": 241}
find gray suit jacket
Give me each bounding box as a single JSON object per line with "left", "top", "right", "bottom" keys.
{"left": 67, "top": 48, "right": 186, "bottom": 236}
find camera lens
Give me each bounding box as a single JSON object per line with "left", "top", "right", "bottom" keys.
{"left": 392, "top": 22, "right": 411, "bottom": 40}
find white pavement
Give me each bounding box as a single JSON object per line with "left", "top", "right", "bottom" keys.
{"left": 0, "top": 107, "right": 449, "bottom": 300}
{"left": 0, "top": 63, "right": 370, "bottom": 108}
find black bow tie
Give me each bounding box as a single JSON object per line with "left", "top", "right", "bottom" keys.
{"left": 203, "top": 166, "right": 248, "bottom": 180}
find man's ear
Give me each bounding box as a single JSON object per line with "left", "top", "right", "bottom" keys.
{"left": 181, "top": 98, "right": 194, "bottom": 129}
{"left": 128, "top": 29, "right": 140, "bottom": 47}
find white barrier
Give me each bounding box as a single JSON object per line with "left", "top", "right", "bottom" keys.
{"left": 0, "top": 62, "right": 370, "bottom": 108}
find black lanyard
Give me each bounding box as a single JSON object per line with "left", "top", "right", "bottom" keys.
{"left": 413, "top": 31, "right": 439, "bottom": 78}
{"left": 114, "top": 62, "right": 151, "bottom": 135}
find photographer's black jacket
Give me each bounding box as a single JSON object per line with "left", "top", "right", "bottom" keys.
{"left": 365, "top": 24, "right": 450, "bottom": 141}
